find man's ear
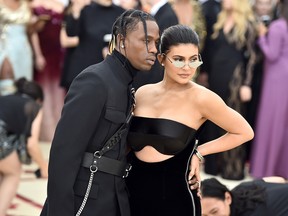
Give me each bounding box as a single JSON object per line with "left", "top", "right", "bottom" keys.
{"left": 225, "top": 192, "right": 232, "bottom": 205}
{"left": 116, "top": 34, "right": 124, "bottom": 47}
{"left": 157, "top": 53, "right": 164, "bottom": 66}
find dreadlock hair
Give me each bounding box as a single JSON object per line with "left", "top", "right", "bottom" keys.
{"left": 108, "top": 9, "right": 156, "bottom": 54}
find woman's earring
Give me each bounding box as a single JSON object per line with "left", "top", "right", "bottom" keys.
{"left": 121, "top": 44, "right": 125, "bottom": 48}
{"left": 161, "top": 63, "right": 164, "bottom": 66}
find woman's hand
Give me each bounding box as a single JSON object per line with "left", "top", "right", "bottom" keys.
{"left": 258, "top": 22, "right": 268, "bottom": 37}
{"left": 188, "top": 154, "right": 202, "bottom": 198}
{"left": 35, "top": 54, "right": 46, "bottom": 71}
{"left": 239, "top": 85, "right": 252, "bottom": 102}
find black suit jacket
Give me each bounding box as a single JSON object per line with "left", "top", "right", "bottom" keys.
{"left": 40, "top": 53, "right": 133, "bottom": 216}
{"left": 132, "top": 2, "right": 178, "bottom": 89}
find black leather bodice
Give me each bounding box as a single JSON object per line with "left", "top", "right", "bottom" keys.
{"left": 127, "top": 116, "right": 197, "bottom": 155}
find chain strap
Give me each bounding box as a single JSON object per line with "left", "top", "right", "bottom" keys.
{"left": 75, "top": 87, "right": 135, "bottom": 215}
{"left": 76, "top": 155, "right": 99, "bottom": 216}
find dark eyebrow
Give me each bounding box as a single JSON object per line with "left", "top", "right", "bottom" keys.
{"left": 172, "top": 54, "right": 199, "bottom": 58}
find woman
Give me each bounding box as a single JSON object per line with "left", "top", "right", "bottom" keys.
{"left": 0, "top": 0, "right": 35, "bottom": 95}
{"left": 172, "top": 0, "right": 206, "bottom": 50}
{"left": 59, "top": 0, "right": 91, "bottom": 91}
{"left": 31, "top": 0, "right": 68, "bottom": 142}
{"left": 201, "top": 177, "right": 288, "bottom": 216}
{"left": 65, "top": 0, "right": 124, "bottom": 86}
{"left": 0, "top": 78, "right": 48, "bottom": 216}
{"left": 250, "top": 0, "right": 288, "bottom": 179}
{"left": 201, "top": 0, "right": 257, "bottom": 180}
{"left": 126, "top": 25, "right": 254, "bottom": 216}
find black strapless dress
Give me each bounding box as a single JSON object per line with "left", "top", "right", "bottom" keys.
{"left": 126, "top": 116, "right": 201, "bottom": 216}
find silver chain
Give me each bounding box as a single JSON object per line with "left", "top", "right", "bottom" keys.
{"left": 75, "top": 171, "right": 95, "bottom": 216}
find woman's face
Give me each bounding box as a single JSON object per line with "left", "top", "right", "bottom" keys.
{"left": 254, "top": 0, "right": 273, "bottom": 16}
{"left": 201, "top": 193, "right": 232, "bottom": 216}
{"left": 122, "top": 20, "right": 159, "bottom": 71}
{"left": 159, "top": 43, "right": 201, "bottom": 85}
{"left": 222, "top": 0, "right": 234, "bottom": 11}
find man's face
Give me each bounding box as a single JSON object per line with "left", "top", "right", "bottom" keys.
{"left": 123, "top": 20, "right": 160, "bottom": 71}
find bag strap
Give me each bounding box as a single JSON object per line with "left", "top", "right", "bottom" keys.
{"left": 96, "top": 87, "right": 135, "bottom": 157}
{"left": 76, "top": 87, "right": 135, "bottom": 216}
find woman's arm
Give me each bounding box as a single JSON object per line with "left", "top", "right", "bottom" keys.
{"left": 30, "top": 32, "right": 46, "bottom": 71}
{"left": 26, "top": 109, "right": 48, "bottom": 178}
{"left": 60, "top": 26, "right": 79, "bottom": 48}
{"left": 197, "top": 89, "right": 254, "bottom": 157}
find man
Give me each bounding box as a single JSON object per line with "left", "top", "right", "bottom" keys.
{"left": 40, "top": 10, "right": 160, "bottom": 216}
{"left": 133, "top": 0, "right": 178, "bottom": 89}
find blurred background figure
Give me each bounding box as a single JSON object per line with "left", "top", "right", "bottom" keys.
{"left": 245, "top": 0, "right": 274, "bottom": 159}
{"left": 0, "top": 0, "right": 36, "bottom": 95}
{"left": 59, "top": 0, "right": 91, "bottom": 92}
{"left": 172, "top": 0, "right": 206, "bottom": 50}
{"left": 197, "top": 0, "right": 221, "bottom": 87}
{"left": 64, "top": 0, "right": 124, "bottom": 89}
{"left": 117, "top": 0, "right": 141, "bottom": 9}
{"left": 30, "top": 0, "right": 68, "bottom": 142}
{"left": 198, "top": 0, "right": 258, "bottom": 180}
{"left": 201, "top": 177, "right": 288, "bottom": 216}
{"left": 0, "top": 78, "right": 48, "bottom": 216}
{"left": 250, "top": 0, "right": 288, "bottom": 179}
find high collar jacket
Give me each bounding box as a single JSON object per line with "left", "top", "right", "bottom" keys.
{"left": 41, "top": 54, "right": 134, "bottom": 216}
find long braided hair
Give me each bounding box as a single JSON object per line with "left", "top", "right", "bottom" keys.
{"left": 108, "top": 9, "right": 156, "bottom": 54}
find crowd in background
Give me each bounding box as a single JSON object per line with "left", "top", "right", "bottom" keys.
{"left": 0, "top": 0, "right": 288, "bottom": 213}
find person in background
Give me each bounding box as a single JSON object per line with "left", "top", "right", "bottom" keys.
{"left": 172, "top": 0, "right": 206, "bottom": 51}
{"left": 245, "top": 0, "right": 274, "bottom": 159}
{"left": 31, "top": 0, "right": 67, "bottom": 142}
{"left": 40, "top": 10, "right": 160, "bottom": 216}
{"left": 64, "top": 0, "right": 124, "bottom": 87}
{"left": 250, "top": 0, "right": 288, "bottom": 179}
{"left": 201, "top": 177, "right": 288, "bottom": 216}
{"left": 0, "top": 0, "right": 38, "bottom": 95}
{"left": 0, "top": 78, "right": 47, "bottom": 216}
{"left": 60, "top": 0, "right": 91, "bottom": 91}
{"left": 197, "top": 0, "right": 221, "bottom": 87}
{"left": 126, "top": 25, "right": 253, "bottom": 216}
{"left": 118, "top": 0, "right": 141, "bottom": 9}
{"left": 199, "top": 0, "right": 257, "bottom": 180}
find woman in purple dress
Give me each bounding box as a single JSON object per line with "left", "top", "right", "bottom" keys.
{"left": 250, "top": 0, "right": 288, "bottom": 179}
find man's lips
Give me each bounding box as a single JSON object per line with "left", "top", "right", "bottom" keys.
{"left": 146, "top": 56, "right": 156, "bottom": 65}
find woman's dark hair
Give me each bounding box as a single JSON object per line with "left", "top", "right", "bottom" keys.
{"left": 159, "top": 25, "right": 200, "bottom": 54}
{"left": 109, "top": 9, "right": 156, "bottom": 52}
{"left": 201, "top": 178, "right": 267, "bottom": 215}
{"left": 201, "top": 178, "right": 229, "bottom": 201}
{"left": 280, "top": 0, "right": 288, "bottom": 26}
{"left": 15, "top": 77, "right": 44, "bottom": 102}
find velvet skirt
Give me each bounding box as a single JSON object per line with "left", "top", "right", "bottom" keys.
{"left": 126, "top": 144, "right": 201, "bottom": 216}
